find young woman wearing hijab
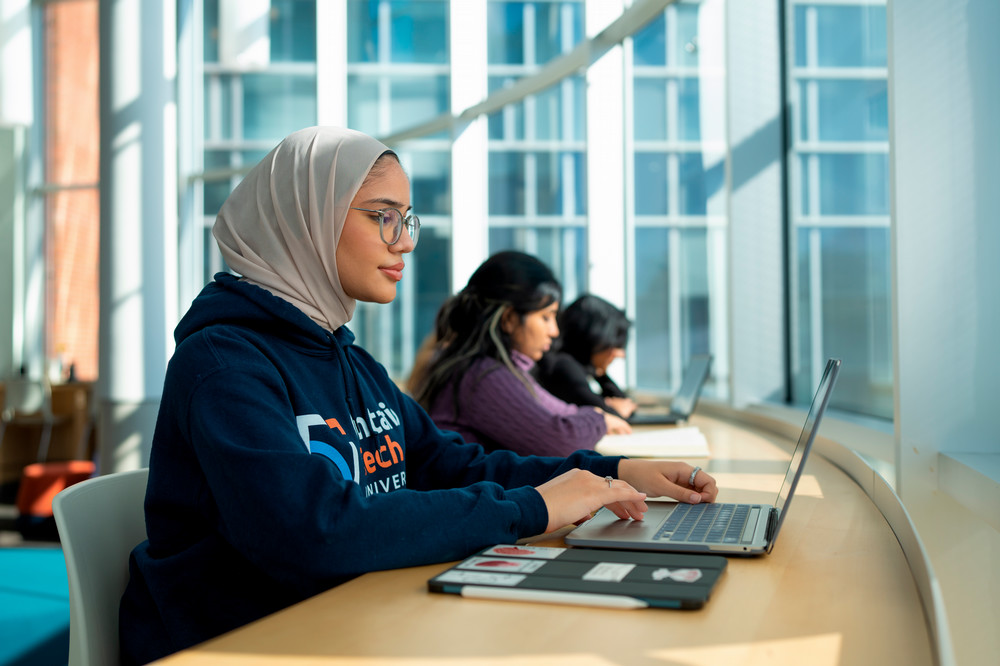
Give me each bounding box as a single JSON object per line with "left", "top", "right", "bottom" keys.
{"left": 118, "top": 127, "right": 718, "bottom": 664}
{"left": 533, "top": 294, "right": 639, "bottom": 419}
{"left": 416, "top": 251, "right": 633, "bottom": 457}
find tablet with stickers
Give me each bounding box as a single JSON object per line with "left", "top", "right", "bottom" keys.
{"left": 428, "top": 544, "right": 726, "bottom": 610}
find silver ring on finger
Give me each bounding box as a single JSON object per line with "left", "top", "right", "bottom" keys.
{"left": 688, "top": 466, "right": 702, "bottom": 486}
{"left": 605, "top": 475, "right": 614, "bottom": 489}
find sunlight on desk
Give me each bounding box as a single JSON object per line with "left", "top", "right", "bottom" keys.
{"left": 160, "top": 654, "right": 620, "bottom": 665}
{"left": 162, "top": 635, "right": 845, "bottom": 666}
{"left": 648, "top": 632, "right": 842, "bottom": 666}
{"left": 712, "top": 473, "right": 824, "bottom": 500}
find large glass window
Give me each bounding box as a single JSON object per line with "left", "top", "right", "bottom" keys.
{"left": 486, "top": 1, "right": 587, "bottom": 298}
{"left": 197, "top": 0, "right": 319, "bottom": 289}
{"left": 347, "top": 0, "right": 448, "bottom": 64}
{"left": 630, "top": 1, "right": 727, "bottom": 396}
{"left": 202, "top": 0, "right": 319, "bottom": 135}
{"left": 346, "top": 0, "right": 450, "bottom": 137}
{"left": 787, "top": 2, "right": 891, "bottom": 418}
{"left": 179, "top": 1, "right": 892, "bottom": 405}
{"left": 345, "top": 74, "right": 449, "bottom": 137}
{"left": 346, "top": 0, "right": 451, "bottom": 373}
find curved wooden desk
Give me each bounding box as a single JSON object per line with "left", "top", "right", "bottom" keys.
{"left": 156, "top": 416, "right": 933, "bottom": 666}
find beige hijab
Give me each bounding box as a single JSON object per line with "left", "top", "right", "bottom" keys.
{"left": 213, "top": 126, "right": 393, "bottom": 331}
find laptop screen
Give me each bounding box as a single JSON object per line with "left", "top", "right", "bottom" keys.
{"left": 669, "top": 355, "right": 712, "bottom": 416}
{"left": 768, "top": 359, "right": 841, "bottom": 550}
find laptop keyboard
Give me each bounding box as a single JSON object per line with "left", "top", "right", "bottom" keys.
{"left": 653, "top": 503, "right": 759, "bottom": 544}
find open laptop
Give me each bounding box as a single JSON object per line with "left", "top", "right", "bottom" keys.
{"left": 568, "top": 358, "right": 841, "bottom": 556}
{"left": 628, "top": 354, "right": 713, "bottom": 425}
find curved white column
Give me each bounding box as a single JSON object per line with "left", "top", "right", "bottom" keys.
{"left": 97, "top": 0, "right": 177, "bottom": 472}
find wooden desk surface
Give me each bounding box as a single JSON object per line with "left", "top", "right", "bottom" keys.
{"left": 156, "top": 416, "right": 933, "bottom": 666}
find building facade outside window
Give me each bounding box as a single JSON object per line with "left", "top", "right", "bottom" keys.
{"left": 196, "top": 0, "right": 320, "bottom": 282}
{"left": 629, "top": 1, "right": 727, "bottom": 396}
{"left": 486, "top": 0, "right": 588, "bottom": 300}
{"left": 786, "top": 2, "right": 891, "bottom": 418}
{"left": 179, "top": 0, "right": 893, "bottom": 422}
{"left": 345, "top": 0, "right": 452, "bottom": 373}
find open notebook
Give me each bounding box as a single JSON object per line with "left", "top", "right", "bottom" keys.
{"left": 596, "top": 426, "right": 710, "bottom": 458}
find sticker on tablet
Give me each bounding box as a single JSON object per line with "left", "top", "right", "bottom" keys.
{"left": 582, "top": 562, "right": 635, "bottom": 582}
{"left": 458, "top": 557, "right": 547, "bottom": 573}
{"left": 651, "top": 567, "right": 703, "bottom": 583}
{"left": 435, "top": 570, "right": 526, "bottom": 586}
{"left": 483, "top": 545, "right": 564, "bottom": 559}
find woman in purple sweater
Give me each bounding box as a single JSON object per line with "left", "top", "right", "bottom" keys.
{"left": 416, "top": 251, "right": 632, "bottom": 456}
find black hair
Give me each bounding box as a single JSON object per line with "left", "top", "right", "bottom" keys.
{"left": 556, "top": 294, "right": 631, "bottom": 365}
{"left": 415, "top": 250, "right": 562, "bottom": 412}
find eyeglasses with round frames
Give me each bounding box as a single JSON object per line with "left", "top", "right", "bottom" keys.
{"left": 349, "top": 206, "right": 420, "bottom": 248}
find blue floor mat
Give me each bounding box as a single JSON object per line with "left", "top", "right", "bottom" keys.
{"left": 0, "top": 547, "right": 70, "bottom": 666}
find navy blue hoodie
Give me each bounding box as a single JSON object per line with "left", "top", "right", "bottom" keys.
{"left": 119, "top": 273, "right": 620, "bottom": 663}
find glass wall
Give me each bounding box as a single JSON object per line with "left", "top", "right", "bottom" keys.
{"left": 345, "top": 0, "right": 452, "bottom": 373}
{"left": 786, "top": 2, "right": 891, "bottom": 418}
{"left": 199, "top": 0, "right": 320, "bottom": 281}
{"left": 486, "top": 0, "right": 588, "bottom": 300}
{"left": 180, "top": 0, "right": 895, "bottom": 416}
{"left": 629, "top": 1, "right": 727, "bottom": 396}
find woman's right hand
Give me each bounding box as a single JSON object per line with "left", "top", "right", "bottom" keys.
{"left": 604, "top": 396, "right": 638, "bottom": 418}
{"left": 601, "top": 409, "right": 632, "bottom": 435}
{"left": 534, "top": 469, "right": 647, "bottom": 533}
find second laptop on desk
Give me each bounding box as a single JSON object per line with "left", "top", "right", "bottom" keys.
{"left": 568, "top": 358, "right": 841, "bottom": 556}
{"left": 628, "top": 354, "right": 713, "bottom": 426}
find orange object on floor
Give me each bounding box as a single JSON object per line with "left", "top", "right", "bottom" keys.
{"left": 16, "top": 460, "right": 96, "bottom": 518}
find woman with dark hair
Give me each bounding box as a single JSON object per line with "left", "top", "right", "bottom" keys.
{"left": 417, "top": 251, "right": 633, "bottom": 457}
{"left": 533, "top": 294, "right": 639, "bottom": 419}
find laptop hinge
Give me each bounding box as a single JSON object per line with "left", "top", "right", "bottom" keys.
{"left": 764, "top": 507, "right": 779, "bottom": 545}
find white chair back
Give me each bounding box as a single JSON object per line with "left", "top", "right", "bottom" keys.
{"left": 52, "top": 468, "right": 149, "bottom": 666}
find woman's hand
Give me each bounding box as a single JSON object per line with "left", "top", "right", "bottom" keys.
{"left": 605, "top": 396, "right": 638, "bottom": 418}
{"left": 616, "top": 459, "right": 718, "bottom": 505}
{"left": 598, "top": 408, "right": 632, "bottom": 435}
{"left": 535, "top": 469, "right": 648, "bottom": 533}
